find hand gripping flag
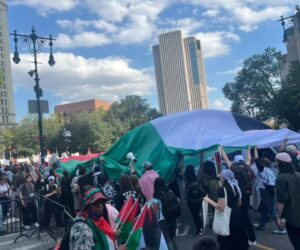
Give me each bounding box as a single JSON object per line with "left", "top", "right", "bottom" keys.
{"left": 125, "top": 205, "right": 147, "bottom": 250}
{"left": 116, "top": 197, "right": 140, "bottom": 243}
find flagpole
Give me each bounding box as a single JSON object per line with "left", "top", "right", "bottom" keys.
{"left": 114, "top": 196, "right": 132, "bottom": 230}
{"left": 114, "top": 196, "right": 140, "bottom": 230}
{"left": 125, "top": 203, "right": 147, "bottom": 246}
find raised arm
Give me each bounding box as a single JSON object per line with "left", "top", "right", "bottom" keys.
{"left": 246, "top": 146, "right": 251, "bottom": 166}
{"left": 254, "top": 146, "right": 259, "bottom": 160}
{"left": 280, "top": 138, "right": 288, "bottom": 152}
{"left": 219, "top": 145, "right": 232, "bottom": 168}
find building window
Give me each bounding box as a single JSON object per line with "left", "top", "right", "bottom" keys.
{"left": 189, "top": 42, "right": 200, "bottom": 85}
{"left": 2, "top": 116, "right": 7, "bottom": 123}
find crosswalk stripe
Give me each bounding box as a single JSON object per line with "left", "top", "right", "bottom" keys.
{"left": 256, "top": 243, "right": 276, "bottom": 250}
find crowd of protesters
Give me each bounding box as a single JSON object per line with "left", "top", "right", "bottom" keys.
{"left": 0, "top": 138, "right": 299, "bottom": 250}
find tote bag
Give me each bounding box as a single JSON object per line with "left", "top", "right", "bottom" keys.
{"left": 212, "top": 187, "right": 231, "bottom": 236}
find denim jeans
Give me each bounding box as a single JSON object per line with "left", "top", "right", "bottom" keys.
{"left": 259, "top": 188, "right": 277, "bottom": 228}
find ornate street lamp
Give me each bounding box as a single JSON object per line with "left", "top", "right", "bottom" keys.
{"left": 62, "top": 128, "right": 72, "bottom": 154}
{"left": 10, "top": 27, "right": 55, "bottom": 164}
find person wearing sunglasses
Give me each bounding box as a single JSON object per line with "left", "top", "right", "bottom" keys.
{"left": 68, "top": 186, "right": 126, "bottom": 250}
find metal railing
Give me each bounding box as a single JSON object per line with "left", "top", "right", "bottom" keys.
{"left": 40, "top": 195, "right": 74, "bottom": 241}
{"left": 0, "top": 194, "right": 74, "bottom": 246}
{"left": 0, "top": 196, "right": 41, "bottom": 243}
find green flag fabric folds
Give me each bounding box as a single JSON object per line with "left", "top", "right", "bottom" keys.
{"left": 102, "top": 109, "right": 300, "bottom": 182}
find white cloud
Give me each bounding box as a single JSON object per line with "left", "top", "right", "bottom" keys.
{"left": 159, "top": 18, "right": 204, "bottom": 37}
{"left": 212, "top": 99, "right": 225, "bottom": 109}
{"left": 217, "top": 66, "right": 242, "bottom": 75}
{"left": 10, "top": 0, "right": 78, "bottom": 15}
{"left": 55, "top": 32, "right": 110, "bottom": 49}
{"left": 233, "top": 6, "right": 291, "bottom": 32}
{"left": 207, "top": 86, "right": 218, "bottom": 93}
{"left": 203, "top": 9, "right": 219, "bottom": 17}
{"left": 211, "top": 99, "right": 230, "bottom": 110}
{"left": 11, "top": 52, "right": 154, "bottom": 103}
{"left": 57, "top": 19, "right": 118, "bottom": 33}
{"left": 195, "top": 31, "right": 240, "bottom": 58}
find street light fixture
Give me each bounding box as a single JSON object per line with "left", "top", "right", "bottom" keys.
{"left": 10, "top": 27, "right": 55, "bottom": 164}
{"left": 62, "top": 128, "right": 72, "bottom": 154}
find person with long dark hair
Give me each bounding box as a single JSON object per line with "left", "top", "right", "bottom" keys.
{"left": 19, "top": 174, "right": 38, "bottom": 229}
{"left": 275, "top": 152, "right": 300, "bottom": 250}
{"left": 114, "top": 174, "right": 137, "bottom": 211}
{"left": 152, "top": 177, "right": 177, "bottom": 250}
{"left": 204, "top": 169, "right": 249, "bottom": 250}
{"left": 184, "top": 165, "right": 204, "bottom": 236}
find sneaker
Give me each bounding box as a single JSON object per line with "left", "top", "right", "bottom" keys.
{"left": 254, "top": 224, "right": 264, "bottom": 231}
{"left": 34, "top": 222, "right": 39, "bottom": 227}
{"left": 273, "top": 229, "right": 287, "bottom": 234}
{"left": 24, "top": 225, "right": 30, "bottom": 230}
{"left": 249, "top": 241, "right": 257, "bottom": 246}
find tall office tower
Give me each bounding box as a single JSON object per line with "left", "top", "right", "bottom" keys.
{"left": 152, "top": 30, "right": 208, "bottom": 115}
{"left": 0, "top": 0, "right": 15, "bottom": 126}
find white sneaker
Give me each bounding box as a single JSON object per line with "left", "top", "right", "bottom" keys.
{"left": 273, "top": 229, "right": 287, "bottom": 234}
{"left": 34, "top": 222, "right": 39, "bottom": 227}
{"left": 24, "top": 226, "right": 30, "bottom": 230}
{"left": 249, "top": 241, "right": 257, "bottom": 246}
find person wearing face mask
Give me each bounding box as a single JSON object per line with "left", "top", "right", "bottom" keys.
{"left": 204, "top": 169, "right": 249, "bottom": 250}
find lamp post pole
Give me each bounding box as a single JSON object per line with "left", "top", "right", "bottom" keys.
{"left": 10, "top": 27, "right": 55, "bottom": 164}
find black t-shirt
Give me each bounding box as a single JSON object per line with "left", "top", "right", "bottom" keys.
{"left": 114, "top": 189, "right": 138, "bottom": 211}
{"left": 77, "top": 172, "right": 93, "bottom": 194}
{"left": 60, "top": 176, "right": 72, "bottom": 196}
{"left": 218, "top": 185, "right": 239, "bottom": 210}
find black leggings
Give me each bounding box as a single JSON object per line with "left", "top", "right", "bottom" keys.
{"left": 187, "top": 200, "right": 203, "bottom": 234}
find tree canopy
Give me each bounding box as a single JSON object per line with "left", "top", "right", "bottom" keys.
{"left": 273, "top": 61, "right": 300, "bottom": 130}
{"left": 223, "top": 47, "right": 300, "bottom": 130}
{"left": 2, "top": 95, "right": 161, "bottom": 158}
{"left": 223, "top": 47, "right": 282, "bottom": 120}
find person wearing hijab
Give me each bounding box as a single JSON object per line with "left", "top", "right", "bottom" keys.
{"left": 204, "top": 169, "right": 249, "bottom": 250}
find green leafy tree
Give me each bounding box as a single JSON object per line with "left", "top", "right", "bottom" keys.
{"left": 66, "top": 109, "right": 114, "bottom": 153}
{"left": 14, "top": 116, "right": 39, "bottom": 154}
{"left": 274, "top": 61, "right": 300, "bottom": 130}
{"left": 223, "top": 47, "right": 282, "bottom": 120}
{"left": 104, "top": 95, "right": 161, "bottom": 138}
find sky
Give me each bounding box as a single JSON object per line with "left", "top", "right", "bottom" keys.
{"left": 7, "top": 0, "right": 296, "bottom": 121}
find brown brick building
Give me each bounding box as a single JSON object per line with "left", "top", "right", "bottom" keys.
{"left": 54, "top": 99, "right": 111, "bottom": 121}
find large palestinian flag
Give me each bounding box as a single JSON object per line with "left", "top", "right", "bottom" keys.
{"left": 102, "top": 109, "right": 300, "bottom": 181}
{"left": 55, "top": 153, "right": 101, "bottom": 177}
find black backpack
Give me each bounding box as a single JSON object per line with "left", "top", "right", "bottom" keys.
{"left": 231, "top": 165, "right": 254, "bottom": 195}
{"left": 160, "top": 190, "right": 181, "bottom": 221}
{"left": 186, "top": 182, "right": 203, "bottom": 203}
{"left": 59, "top": 219, "right": 90, "bottom": 250}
